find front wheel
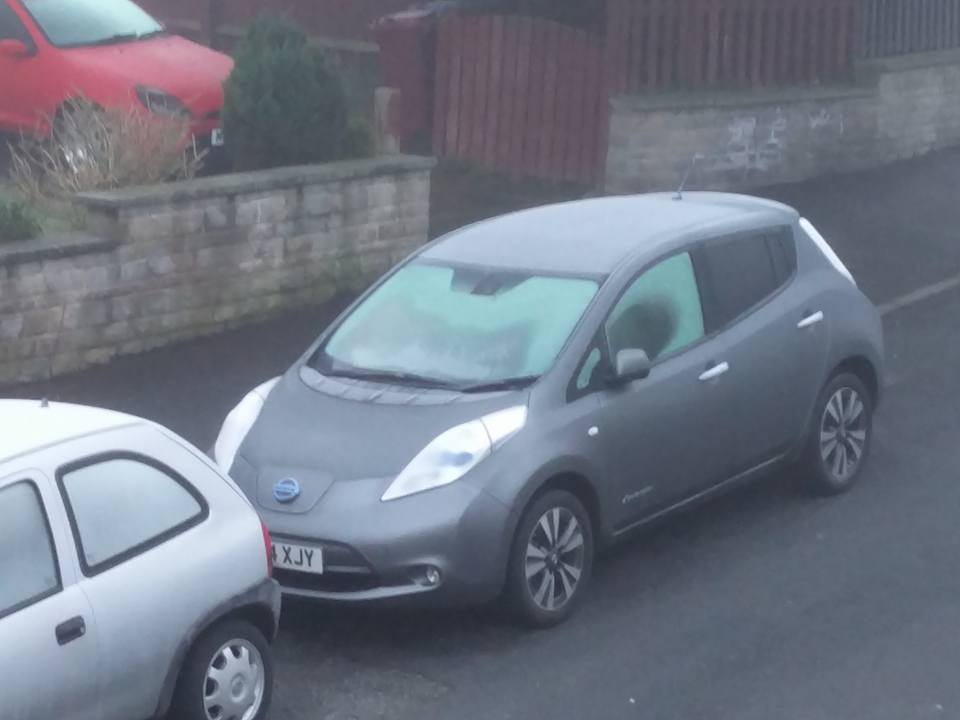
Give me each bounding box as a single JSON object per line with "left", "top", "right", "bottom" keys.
{"left": 801, "top": 372, "right": 874, "bottom": 496}
{"left": 506, "top": 489, "right": 594, "bottom": 628}
{"left": 171, "top": 619, "right": 273, "bottom": 720}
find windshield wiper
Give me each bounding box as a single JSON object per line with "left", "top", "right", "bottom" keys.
{"left": 86, "top": 32, "right": 139, "bottom": 46}
{"left": 458, "top": 376, "right": 540, "bottom": 393}
{"left": 136, "top": 29, "right": 168, "bottom": 40}
{"left": 87, "top": 30, "right": 166, "bottom": 46}
{"left": 325, "top": 368, "right": 457, "bottom": 390}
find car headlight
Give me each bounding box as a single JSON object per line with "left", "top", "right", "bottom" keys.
{"left": 381, "top": 406, "right": 527, "bottom": 502}
{"left": 214, "top": 378, "right": 281, "bottom": 473}
{"left": 136, "top": 85, "right": 191, "bottom": 118}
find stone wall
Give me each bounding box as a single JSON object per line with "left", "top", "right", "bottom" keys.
{"left": 0, "top": 155, "right": 433, "bottom": 386}
{"left": 605, "top": 49, "right": 960, "bottom": 193}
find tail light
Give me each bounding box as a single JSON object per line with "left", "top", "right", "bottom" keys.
{"left": 260, "top": 519, "right": 273, "bottom": 577}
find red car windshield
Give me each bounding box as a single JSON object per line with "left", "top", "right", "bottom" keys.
{"left": 21, "top": 0, "right": 163, "bottom": 48}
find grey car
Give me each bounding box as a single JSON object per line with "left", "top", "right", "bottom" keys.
{"left": 213, "top": 192, "right": 883, "bottom": 627}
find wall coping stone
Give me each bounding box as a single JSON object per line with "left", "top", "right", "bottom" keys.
{"left": 0, "top": 233, "right": 116, "bottom": 268}
{"left": 612, "top": 83, "right": 876, "bottom": 113}
{"left": 856, "top": 47, "right": 960, "bottom": 76}
{"left": 74, "top": 155, "right": 436, "bottom": 211}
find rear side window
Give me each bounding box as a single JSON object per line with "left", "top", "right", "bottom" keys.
{"left": 59, "top": 455, "right": 207, "bottom": 575}
{"left": 767, "top": 227, "right": 797, "bottom": 284}
{"left": 700, "top": 229, "right": 786, "bottom": 329}
{"left": 0, "top": 482, "right": 61, "bottom": 618}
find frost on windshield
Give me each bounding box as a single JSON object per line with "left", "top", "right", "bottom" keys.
{"left": 325, "top": 263, "right": 598, "bottom": 384}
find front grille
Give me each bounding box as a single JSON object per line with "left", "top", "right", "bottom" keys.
{"left": 275, "top": 568, "right": 380, "bottom": 594}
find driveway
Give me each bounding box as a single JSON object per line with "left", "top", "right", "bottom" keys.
{"left": 8, "top": 149, "right": 960, "bottom": 720}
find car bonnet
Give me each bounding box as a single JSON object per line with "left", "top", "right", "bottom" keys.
{"left": 233, "top": 369, "right": 528, "bottom": 514}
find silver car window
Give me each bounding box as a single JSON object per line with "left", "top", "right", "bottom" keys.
{"left": 606, "top": 252, "right": 705, "bottom": 362}
{"left": 0, "top": 481, "right": 61, "bottom": 617}
{"left": 60, "top": 457, "right": 203, "bottom": 573}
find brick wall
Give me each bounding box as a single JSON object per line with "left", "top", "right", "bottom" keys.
{"left": 0, "top": 156, "right": 433, "bottom": 386}
{"left": 605, "top": 50, "right": 960, "bottom": 193}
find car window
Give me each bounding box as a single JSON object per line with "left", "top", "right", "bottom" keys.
{"left": 317, "top": 261, "right": 599, "bottom": 386}
{"left": 700, "top": 230, "right": 784, "bottom": 328}
{"left": 21, "top": 0, "right": 162, "bottom": 48}
{"left": 575, "top": 347, "right": 603, "bottom": 392}
{"left": 59, "top": 456, "right": 205, "bottom": 574}
{"left": 767, "top": 227, "right": 797, "bottom": 284}
{"left": 606, "top": 252, "right": 705, "bottom": 362}
{"left": 0, "top": 1, "right": 31, "bottom": 42}
{"left": 0, "top": 481, "right": 61, "bottom": 618}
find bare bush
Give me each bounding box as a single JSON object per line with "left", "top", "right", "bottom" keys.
{"left": 8, "top": 99, "right": 206, "bottom": 211}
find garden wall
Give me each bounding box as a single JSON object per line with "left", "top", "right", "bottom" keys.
{"left": 0, "top": 156, "right": 433, "bottom": 386}
{"left": 605, "top": 50, "right": 960, "bottom": 192}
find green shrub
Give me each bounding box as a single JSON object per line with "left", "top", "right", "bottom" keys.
{"left": 223, "top": 16, "right": 373, "bottom": 171}
{"left": 342, "top": 117, "right": 375, "bottom": 159}
{"left": 0, "top": 199, "right": 41, "bottom": 243}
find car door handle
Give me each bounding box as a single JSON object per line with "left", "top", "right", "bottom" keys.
{"left": 699, "top": 361, "right": 730, "bottom": 382}
{"left": 798, "top": 310, "right": 825, "bottom": 329}
{"left": 55, "top": 616, "right": 86, "bottom": 646}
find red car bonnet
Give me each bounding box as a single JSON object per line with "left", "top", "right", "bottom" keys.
{"left": 61, "top": 34, "right": 233, "bottom": 117}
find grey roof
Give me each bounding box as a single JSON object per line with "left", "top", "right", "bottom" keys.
{"left": 422, "top": 192, "right": 799, "bottom": 276}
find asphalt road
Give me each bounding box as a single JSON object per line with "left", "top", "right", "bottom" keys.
{"left": 8, "top": 149, "right": 960, "bottom": 720}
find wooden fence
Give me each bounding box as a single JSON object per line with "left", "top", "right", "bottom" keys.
{"left": 861, "top": 0, "right": 960, "bottom": 57}
{"left": 605, "top": 0, "right": 859, "bottom": 93}
{"left": 432, "top": 15, "right": 607, "bottom": 184}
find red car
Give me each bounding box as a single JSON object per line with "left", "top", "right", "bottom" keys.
{"left": 0, "top": 0, "right": 232, "bottom": 151}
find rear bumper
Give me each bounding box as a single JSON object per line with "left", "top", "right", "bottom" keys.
{"left": 262, "top": 578, "right": 283, "bottom": 640}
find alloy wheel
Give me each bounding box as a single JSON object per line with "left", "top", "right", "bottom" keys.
{"left": 203, "top": 638, "right": 266, "bottom": 720}
{"left": 525, "top": 506, "right": 586, "bottom": 612}
{"left": 819, "top": 386, "right": 868, "bottom": 483}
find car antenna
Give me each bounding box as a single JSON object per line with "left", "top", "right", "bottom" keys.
{"left": 674, "top": 153, "right": 703, "bottom": 201}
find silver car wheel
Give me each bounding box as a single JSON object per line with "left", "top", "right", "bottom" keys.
{"left": 819, "top": 387, "right": 868, "bottom": 483}
{"left": 525, "top": 507, "right": 585, "bottom": 612}
{"left": 203, "top": 638, "right": 266, "bottom": 720}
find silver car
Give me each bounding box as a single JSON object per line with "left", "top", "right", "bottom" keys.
{"left": 0, "top": 400, "right": 280, "bottom": 720}
{"left": 214, "top": 192, "right": 884, "bottom": 627}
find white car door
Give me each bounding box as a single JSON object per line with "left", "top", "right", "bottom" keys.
{"left": 0, "top": 470, "right": 100, "bottom": 720}
{"left": 52, "top": 425, "right": 257, "bottom": 720}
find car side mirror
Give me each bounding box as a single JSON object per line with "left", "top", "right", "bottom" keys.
{"left": 610, "top": 349, "right": 652, "bottom": 385}
{"left": 0, "top": 39, "right": 32, "bottom": 58}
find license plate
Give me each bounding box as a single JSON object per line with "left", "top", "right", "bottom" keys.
{"left": 211, "top": 128, "right": 224, "bottom": 147}
{"left": 272, "top": 541, "right": 323, "bottom": 575}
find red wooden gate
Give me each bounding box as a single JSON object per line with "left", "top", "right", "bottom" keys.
{"left": 432, "top": 15, "right": 606, "bottom": 185}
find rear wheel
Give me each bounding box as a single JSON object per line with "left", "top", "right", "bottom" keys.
{"left": 171, "top": 619, "right": 273, "bottom": 720}
{"left": 801, "top": 372, "right": 874, "bottom": 496}
{"left": 506, "top": 489, "right": 594, "bottom": 628}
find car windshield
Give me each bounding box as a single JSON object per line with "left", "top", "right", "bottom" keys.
{"left": 22, "top": 0, "right": 163, "bottom": 48}
{"left": 313, "top": 261, "right": 599, "bottom": 388}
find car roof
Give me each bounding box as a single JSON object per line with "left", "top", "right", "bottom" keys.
{"left": 0, "top": 400, "right": 140, "bottom": 466}
{"left": 421, "top": 192, "right": 799, "bottom": 276}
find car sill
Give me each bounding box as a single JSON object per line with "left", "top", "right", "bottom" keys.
{"left": 611, "top": 454, "right": 785, "bottom": 538}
